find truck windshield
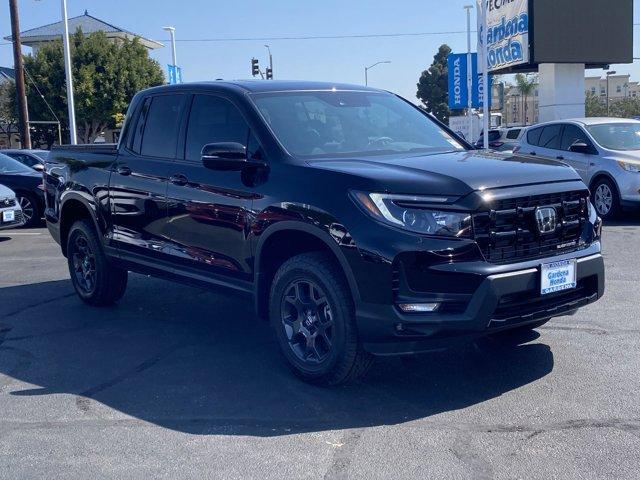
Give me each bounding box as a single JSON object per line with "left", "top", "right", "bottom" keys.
{"left": 586, "top": 123, "right": 640, "bottom": 151}
{"left": 252, "top": 91, "right": 465, "bottom": 158}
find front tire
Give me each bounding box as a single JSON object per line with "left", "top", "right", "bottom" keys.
{"left": 269, "top": 252, "right": 373, "bottom": 386}
{"left": 66, "top": 220, "right": 128, "bottom": 306}
{"left": 592, "top": 177, "right": 620, "bottom": 220}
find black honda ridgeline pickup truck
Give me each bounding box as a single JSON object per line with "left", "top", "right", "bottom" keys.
{"left": 45, "top": 81, "right": 605, "bottom": 385}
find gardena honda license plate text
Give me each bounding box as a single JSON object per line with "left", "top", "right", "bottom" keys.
{"left": 541, "top": 259, "right": 577, "bottom": 295}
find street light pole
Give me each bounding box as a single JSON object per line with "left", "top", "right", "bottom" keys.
{"left": 163, "top": 26, "right": 177, "bottom": 67}
{"left": 61, "top": 0, "right": 77, "bottom": 144}
{"left": 464, "top": 5, "right": 474, "bottom": 141}
{"left": 606, "top": 70, "right": 616, "bottom": 116}
{"left": 364, "top": 61, "right": 391, "bottom": 86}
{"left": 8, "top": 0, "right": 31, "bottom": 149}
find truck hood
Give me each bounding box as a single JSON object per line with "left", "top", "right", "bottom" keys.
{"left": 307, "top": 150, "right": 581, "bottom": 196}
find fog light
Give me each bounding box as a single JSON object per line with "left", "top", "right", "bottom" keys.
{"left": 397, "top": 303, "right": 440, "bottom": 313}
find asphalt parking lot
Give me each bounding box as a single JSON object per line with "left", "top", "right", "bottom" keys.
{"left": 1, "top": 218, "right": 639, "bottom": 479}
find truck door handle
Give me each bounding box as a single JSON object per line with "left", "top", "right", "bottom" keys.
{"left": 116, "top": 165, "right": 131, "bottom": 176}
{"left": 170, "top": 174, "right": 188, "bottom": 186}
{"left": 556, "top": 155, "right": 565, "bottom": 160}
{"left": 529, "top": 151, "right": 536, "bottom": 156}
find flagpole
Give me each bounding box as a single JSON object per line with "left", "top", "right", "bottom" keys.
{"left": 480, "top": 1, "right": 489, "bottom": 149}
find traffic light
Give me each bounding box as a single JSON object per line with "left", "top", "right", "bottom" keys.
{"left": 251, "top": 58, "right": 260, "bottom": 77}
{"left": 265, "top": 67, "right": 273, "bottom": 80}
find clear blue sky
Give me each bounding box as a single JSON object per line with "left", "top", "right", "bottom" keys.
{"left": 1, "top": 0, "right": 639, "bottom": 103}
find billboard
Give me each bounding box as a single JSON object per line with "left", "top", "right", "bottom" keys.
{"left": 447, "top": 53, "right": 493, "bottom": 110}
{"left": 531, "top": 0, "right": 634, "bottom": 65}
{"left": 484, "top": 0, "right": 530, "bottom": 72}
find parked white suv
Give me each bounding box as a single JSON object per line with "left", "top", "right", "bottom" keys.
{"left": 516, "top": 118, "right": 640, "bottom": 219}
{"left": 0, "top": 184, "right": 24, "bottom": 230}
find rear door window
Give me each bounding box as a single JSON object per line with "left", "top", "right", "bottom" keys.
{"left": 140, "top": 94, "right": 188, "bottom": 159}
{"left": 538, "top": 124, "right": 563, "bottom": 150}
{"left": 526, "top": 127, "right": 543, "bottom": 146}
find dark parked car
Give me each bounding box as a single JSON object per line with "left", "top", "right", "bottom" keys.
{"left": 0, "top": 152, "right": 44, "bottom": 227}
{"left": 44, "top": 81, "right": 605, "bottom": 385}
{"left": 2, "top": 149, "right": 49, "bottom": 172}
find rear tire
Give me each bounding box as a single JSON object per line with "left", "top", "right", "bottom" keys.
{"left": 269, "top": 252, "right": 373, "bottom": 386}
{"left": 591, "top": 177, "right": 620, "bottom": 220}
{"left": 66, "top": 220, "right": 128, "bottom": 306}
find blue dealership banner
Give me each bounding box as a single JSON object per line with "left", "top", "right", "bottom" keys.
{"left": 167, "top": 64, "right": 183, "bottom": 84}
{"left": 447, "top": 53, "right": 492, "bottom": 110}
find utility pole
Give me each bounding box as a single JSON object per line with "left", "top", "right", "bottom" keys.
{"left": 8, "top": 0, "right": 31, "bottom": 149}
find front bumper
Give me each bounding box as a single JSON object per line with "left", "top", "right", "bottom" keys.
{"left": 356, "top": 246, "right": 604, "bottom": 356}
{"left": 0, "top": 208, "right": 25, "bottom": 231}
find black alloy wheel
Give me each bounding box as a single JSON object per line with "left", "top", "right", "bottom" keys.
{"left": 69, "top": 231, "right": 97, "bottom": 295}
{"left": 270, "top": 252, "right": 373, "bottom": 386}
{"left": 281, "top": 279, "right": 334, "bottom": 364}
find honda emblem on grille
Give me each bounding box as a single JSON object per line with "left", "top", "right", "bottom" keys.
{"left": 535, "top": 207, "right": 557, "bottom": 235}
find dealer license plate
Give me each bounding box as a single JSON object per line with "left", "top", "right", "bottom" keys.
{"left": 2, "top": 210, "right": 15, "bottom": 223}
{"left": 541, "top": 259, "right": 577, "bottom": 295}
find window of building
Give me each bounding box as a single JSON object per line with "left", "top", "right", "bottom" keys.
{"left": 616, "top": 85, "right": 622, "bottom": 93}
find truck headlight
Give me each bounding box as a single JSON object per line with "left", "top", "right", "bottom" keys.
{"left": 617, "top": 161, "right": 640, "bottom": 173}
{"left": 351, "top": 192, "right": 472, "bottom": 237}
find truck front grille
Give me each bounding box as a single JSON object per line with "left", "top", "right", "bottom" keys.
{"left": 473, "top": 190, "right": 590, "bottom": 264}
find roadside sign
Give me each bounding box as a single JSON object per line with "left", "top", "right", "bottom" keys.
{"left": 483, "top": 0, "right": 530, "bottom": 72}
{"left": 447, "top": 53, "right": 492, "bottom": 110}
{"left": 167, "top": 64, "right": 183, "bottom": 85}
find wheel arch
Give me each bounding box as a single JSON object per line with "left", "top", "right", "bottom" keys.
{"left": 589, "top": 171, "right": 620, "bottom": 196}
{"left": 254, "top": 221, "right": 361, "bottom": 320}
{"left": 59, "top": 194, "right": 103, "bottom": 257}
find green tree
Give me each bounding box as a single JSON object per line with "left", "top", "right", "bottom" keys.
{"left": 585, "top": 92, "right": 607, "bottom": 117}
{"left": 417, "top": 44, "right": 451, "bottom": 123}
{"left": 515, "top": 73, "right": 537, "bottom": 124}
{"left": 610, "top": 97, "right": 640, "bottom": 118}
{"left": 17, "top": 29, "right": 164, "bottom": 145}
{"left": 0, "top": 81, "right": 18, "bottom": 147}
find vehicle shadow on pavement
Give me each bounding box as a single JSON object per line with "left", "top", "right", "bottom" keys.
{"left": 0, "top": 275, "right": 554, "bottom": 437}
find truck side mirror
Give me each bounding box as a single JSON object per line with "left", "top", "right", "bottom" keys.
{"left": 201, "top": 142, "right": 248, "bottom": 171}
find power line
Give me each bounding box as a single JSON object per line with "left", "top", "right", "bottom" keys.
{"left": 1, "top": 22, "right": 638, "bottom": 46}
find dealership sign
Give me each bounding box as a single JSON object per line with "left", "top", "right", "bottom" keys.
{"left": 447, "top": 53, "right": 492, "bottom": 110}
{"left": 481, "top": 0, "right": 530, "bottom": 72}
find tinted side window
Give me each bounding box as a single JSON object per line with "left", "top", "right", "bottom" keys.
{"left": 527, "top": 127, "right": 543, "bottom": 146}
{"left": 185, "top": 95, "right": 250, "bottom": 162}
{"left": 130, "top": 98, "right": 151, "bottom": 154}
{"left": 561, "top": 125, "right": 591, "bottom": 151}
{"left": 140, "top": 94, "right": 187, "bottom": 159}
{"left": 538, "top": 125, "right": 563, "bottom": 150}
{"left": 506, "top": 129, "right": 521, "bottom": 140}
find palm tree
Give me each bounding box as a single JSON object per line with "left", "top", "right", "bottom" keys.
{"left": 515, "top": 73, "right": 537, "bottom": 125}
